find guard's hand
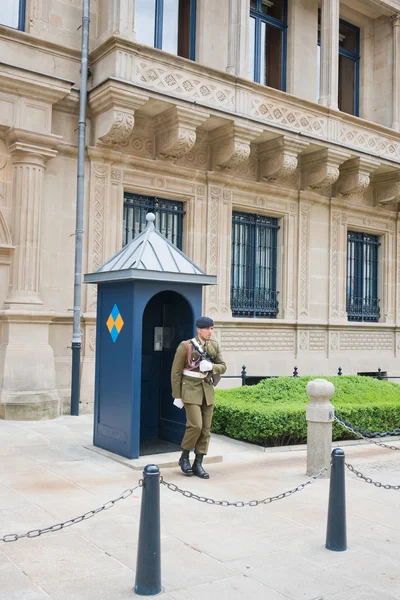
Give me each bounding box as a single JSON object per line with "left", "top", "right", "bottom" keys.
{"left": 199, "top": 359, "right": 213, "bottom": 372}
{"left": 173, "top": 398, "right": 184, "bottom": 409}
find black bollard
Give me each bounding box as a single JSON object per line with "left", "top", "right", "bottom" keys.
{"left": 326, "top": 448, "right": 347, "bottom": 552}
{"left": 337, "top": 367, "right": 342, "bottom": 376}
{"left": 134, "top": 465, "right": 162, "bottom": 596}
{"left": 241, "top": 365, "right": 247, "bottom": 386}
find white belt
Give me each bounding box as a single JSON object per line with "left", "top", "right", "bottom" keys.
{"left": 183, "top": 369, "right": 206, "bottom": 379}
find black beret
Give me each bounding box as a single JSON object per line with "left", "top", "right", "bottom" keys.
{"left": 196, "top": 316, "right": 214, "bottom": 329}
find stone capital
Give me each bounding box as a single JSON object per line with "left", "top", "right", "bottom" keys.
{"left": 335, "top": 156, "right": 380, "bottom": 197}
{"left": 155, "top": 106, "right": 209, "bottom": 161}
{"left": 301, "top": 148, "right": 351, "bottom": 192}
{"left": 210, "top": 121, "right": 262, "bottom": 171}
{"left": 6, "top": 128, "right": 61, "bottom": 162}
{"left": 89, "top": 81, "right": 149, "bottom": 147}
{"left": 259, "top": 136, "right": 309, "bottom": 183}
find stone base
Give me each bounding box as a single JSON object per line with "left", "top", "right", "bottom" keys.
{"left": 0, "top": 396, "right": 60, "bottom": 420}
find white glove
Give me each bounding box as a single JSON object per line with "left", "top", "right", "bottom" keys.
{"left": 173, "top": 398, "right": 184, "bottom": 409}
{"left": 199, "top": 359, "right": 213, "bottom": 373}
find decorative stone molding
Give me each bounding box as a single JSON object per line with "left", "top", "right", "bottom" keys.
{"left": 335, "top": 157, "right": 380, "bottom": 197}
{"left": 298, "top": 204, "right": 311, "bottom": 318}
{"left": 155, "top": 106, "right": 209, "bottom": 161}
{"left": 373, "top": 170, "right": 400, "bottom": 206}
{"left": 210, "top": 122, "right": 262, "bottom": 171}
{"left": 301, "top": 148, "right": 350, "bottom": 192}
{"left": 89, "top": 81, "right": 149, "bottom": 147}
{"left": 259, "top": 136, "right": 308, "bottom": 183}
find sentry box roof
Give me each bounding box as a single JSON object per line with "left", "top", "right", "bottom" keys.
{"left": 84, "top": 213, "right": 217, "bottom": 286}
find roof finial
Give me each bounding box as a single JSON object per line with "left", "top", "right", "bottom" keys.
{"left": 146, "top": 212, "right": 156, "bottom": 228}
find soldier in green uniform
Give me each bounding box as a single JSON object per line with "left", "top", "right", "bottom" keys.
{"left": 171, "top": 316, "right": 227, "bottom": 479}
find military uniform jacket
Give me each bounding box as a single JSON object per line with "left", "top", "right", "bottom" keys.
{"left": 171, "top": 338, "right": 227, "bottom": 406}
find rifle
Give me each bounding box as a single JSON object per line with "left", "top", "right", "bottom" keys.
{"left": 190, "top": 338, "right": 221, "bottom": 387}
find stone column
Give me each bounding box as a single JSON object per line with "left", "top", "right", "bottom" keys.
{"left": 226, "top": 0, "right": 251, "bottom": 78}
{"left": 0, "top": 129, "right": 61, "bottom": 420}
{"left": 318, "top": 0, "right": 339, "bottom": 110}
{"left": 392, "top": 15, "right": 400, "bottom": 131}
{"left": 306, "top": 379, "right": 335, "bottom": 477}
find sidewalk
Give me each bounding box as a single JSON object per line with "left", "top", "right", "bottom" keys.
{"left": 0, "top": 415, "right": 400, "bottom": 600}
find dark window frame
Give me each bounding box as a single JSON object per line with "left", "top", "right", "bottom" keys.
{"left": 138, "top": 0, "right": 197, "bottom": 61}
{"left": 123, "top": 193, "right": 185, "bottom": 249}
{"left": 0, "top": 0, "right": 26, "bottom": 31}
{"left": 346, "top": 230, "right": 380, "bottom": 323}
{"left": 250, "top": 0, "right": 288, "bottom": 91}
{"left": 231, "top": 211, "right": 280, "bottom": 318}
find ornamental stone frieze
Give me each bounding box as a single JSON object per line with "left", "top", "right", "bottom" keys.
{"left": 210, "top": 122, "right": 262, "bottom": 171}
{"left": 89, "top": 81, "right": 149, "bottom": 147}
{"left": 300, "top": 148, "right": 351, "bottom": 192}
{"left": 373, "top": 170, "right": 400, "bottom": 207}
{"left": 335, "top": 157, "right": 380, "bottom": 197}
{"left": 155, "top": 106, "right": 209, "bottom": 161}
{"left": 259, "top": 136, "right": 309, "bottom": 184}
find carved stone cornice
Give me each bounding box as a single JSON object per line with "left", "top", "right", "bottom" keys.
{"left": 373, "top": 170, "right": 400, "bottom": 206}
{"left": 210, "top": 122, "right": 262, "bottom": 171}
{"left": 301, "top": 148, "right": 351, "bottom": 192}
{"left": 6, "top": 128, "right": 61, "bottom": 161}
{"left": 259, "top": 136, "right": 309, "bottom": 183}
{"left": 155, "top": 106, "right": 209, "bottom": 161}
{"left": 0, "top": 62, "right": 73, "bottom": 104}
{"left": 89, "top": 81, "right": 149, "bottom": 147}
{"left": 335, "top": 157, "right": 380, "bottom": 197}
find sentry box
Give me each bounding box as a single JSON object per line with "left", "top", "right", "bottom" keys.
{"left": 84, "top": 213, "right": 216, "bottom": 459}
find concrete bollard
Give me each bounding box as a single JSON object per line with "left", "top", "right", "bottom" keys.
{"left": 134, "top": 465, "right": 161, "bottom": 596}
{"left": 306, "top": 379, "right": 335, "bottom": 477}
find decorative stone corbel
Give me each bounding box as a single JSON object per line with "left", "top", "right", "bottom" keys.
{"left": 259, "top": 136, "right": 309, "bottom": 183}
{"left": 89, "top": 81, "right": 149, "bottom": 147}
{"left": 210, "top": 122, "right": 262, "bottom": 171}
{"left": 155, "top": 106, "right": 209, "bottom": 161}
{"left": 301, "top": 148, "right": 351, "bottom": 192}
{"left": 335, "top": 157, "right": 380, "bottom": 197}
{"left": 373, "top": 170, "right": 400, "bottom": 206}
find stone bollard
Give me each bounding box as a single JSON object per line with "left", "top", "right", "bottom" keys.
{"left": 306, "top": 379, "right": 335, "bottom": 477}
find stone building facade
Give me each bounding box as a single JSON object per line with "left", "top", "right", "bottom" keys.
{"left": 1, "top": 0, "right": 400, "bottom": 418}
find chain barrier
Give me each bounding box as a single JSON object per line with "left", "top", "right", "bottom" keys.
{"left": 1, "top": 483, "right": 142, "bottom": 544}
{"left": 335, "top": 414, "right": 400, "bottom": 439}
{"left": 335, "top": 415, "right": 400, "bottom": 451}
{"left": 160, "top": 464, "right": 329, "bottom": 507}
{"left": 345, "top": 462, "right": 400, "bottom": 491}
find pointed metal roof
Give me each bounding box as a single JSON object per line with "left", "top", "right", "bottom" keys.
{"left": 84, "top": 213, "right": 216, "bottom": 285}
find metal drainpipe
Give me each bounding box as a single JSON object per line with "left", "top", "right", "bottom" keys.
{"left": 71, "top": 0, "right": 90, "bottom": 416}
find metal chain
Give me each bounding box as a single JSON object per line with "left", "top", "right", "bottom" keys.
{"left": 160, "top": 464, "right": 329, "bottom": 507}
{"left": 335, "top": 416, "right": 400, "bottom": 451}
{"left": 335, "top": 414, "right": 400, "bottom": 439}
{"left": 1, "top": 483, "right": 142, "bottom": 544}
{"left": 346, "top": 462, "right": 400, "bottom": 491}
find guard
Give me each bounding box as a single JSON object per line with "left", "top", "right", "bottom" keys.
{"left": 171, "top": 316, "right": 227, "bottom": 479}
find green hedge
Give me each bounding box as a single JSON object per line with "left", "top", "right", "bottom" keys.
{"left": 212, "top": 376, "right": 400, "bottom": 446}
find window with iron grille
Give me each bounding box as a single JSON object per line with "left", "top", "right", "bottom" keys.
{"left": 0, "top": 0, "right": 25, "bottom": 30}
{"left": 231, "top": 212, "right": 280, "bottom": 318}
{"left": 346, "top": 231, "right": 380, "bottom": 322}
{"left": 123, "top": 194, "right": 185, "bottom": 249}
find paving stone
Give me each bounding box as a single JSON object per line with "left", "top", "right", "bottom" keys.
{"left": 168, "top": 575, "right": 289, "bottom": 600}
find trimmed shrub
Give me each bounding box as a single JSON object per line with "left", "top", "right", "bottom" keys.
{"left": 212, "top": 376, "right": 400, "bottom": 446}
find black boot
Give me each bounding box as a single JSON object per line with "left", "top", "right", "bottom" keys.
{"left": 178, "top": 450, "right": 193, "bottom": 476}
{"left": 192, "top": 454, "right": 210, "bottom": 479}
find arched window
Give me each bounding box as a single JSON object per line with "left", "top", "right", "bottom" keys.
{"left": 135, "top": 0, "right": 196, "bottom": 60}
{"left": 0, "top": 0, "right": 25, "bottom": 31}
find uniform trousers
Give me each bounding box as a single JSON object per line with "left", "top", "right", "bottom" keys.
{"left": 181, "top": 398, "right": 214, "bottom": 455}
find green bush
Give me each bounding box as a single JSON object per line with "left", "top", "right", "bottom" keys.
{"left": 212, "top": 376, "right": 400, "bottom": 446}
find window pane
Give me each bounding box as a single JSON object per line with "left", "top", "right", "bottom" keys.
{"left": 265, "top": 24, "right": 283, "bottom": 90}
{"left": 339, "top": 54, "right": 356, "bottom": 115}
{"left": 339, "top": 21, "right": 358, "bottom": 54}
{"left": 250, "top": 0, "right": 257, "bottom": 8}
{"left": 177, "top": 0, "right": 191, "bottom": 59}
{"left": 316, "top": 43, "right": 321, "bottom": 101}
{"left": 0, "top": 0, "right": 20, "bottom": 28}
{"left": 135, "top": 0, "right": 156, "bottom": 47}
{"left": 249, "top": 17, "right": 256, "bottom": 80}
{"left": 163, "top": 0, "right": 179, "bottom": 54}
{"left": 261, "top": 0, "right": 284, "bottom": 22}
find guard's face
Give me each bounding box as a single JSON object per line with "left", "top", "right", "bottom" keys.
{"left": 197, "top": 326, "right": 213, "bottom": 341}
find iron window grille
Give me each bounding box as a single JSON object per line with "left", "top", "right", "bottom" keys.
{"left": 135, "top": 0, "right": 196, "bottom": 61}
{"left": 346, "top": 231, "right": 380, "bottom": 322}
{"left": 231, "top": 211, "right": 280, "bottom": 318}
{"left": 249, "top": 0, "right": 288, "bottom": 92}
{"left": 123, "top": 194, "right": 185, "bottom": 249}
{"left": 0, "top": 0, "right": 25, "bottom": 30}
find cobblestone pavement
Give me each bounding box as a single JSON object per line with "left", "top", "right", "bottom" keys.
{"left": 0, "top": 415, "right": 399, "bottom": 600}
